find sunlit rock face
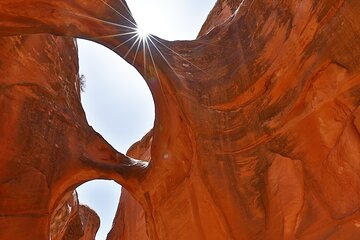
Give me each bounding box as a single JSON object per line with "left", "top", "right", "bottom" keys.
{"left": 0, "top": 0, "right": 360, "bottom": 239}
{"left": 198, "top": 0, "right": 240, "bottom": 37}
{"left": 110, "top": 0, "right": 360, "bottom": 239}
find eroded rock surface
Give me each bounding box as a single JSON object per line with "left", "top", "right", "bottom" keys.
{"left": 50, "top": 191, "right": 100, "bottom": 240}
{"left": 0, "top": 33, "right": 145, "bottom": 239}
{"left": 51, "top": 191, "right": 81, "bottom": 240}
{"left": 78, "top": 205, "right": 101, "bottom": 240}
{"left": 107, "top": 131, "right": 152, "bottom": 240}
{"left": 0, "top": 0, "right": 360, "bottom": 239}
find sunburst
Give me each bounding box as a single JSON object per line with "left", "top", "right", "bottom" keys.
{"left": 91, "top": 0, "right": 206, "bottom": 81}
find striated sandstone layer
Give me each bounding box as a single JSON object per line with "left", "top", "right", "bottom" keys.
{"left": 0, "top": 0, "right": 360, "bottom": 239}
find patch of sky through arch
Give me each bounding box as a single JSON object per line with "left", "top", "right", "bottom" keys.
{"left": 77, "top": 1, "right": 217, "bottom": 239}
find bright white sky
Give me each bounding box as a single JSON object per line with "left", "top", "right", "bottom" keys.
{"left": 76, "top": 1, "right": 216, "bottom": 239}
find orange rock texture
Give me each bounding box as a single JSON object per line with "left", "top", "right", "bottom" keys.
{"left": 78, "top": 205, "right": 101, "bottom": 240}
{"left": 51, "top": 191, "right": 82, "bottom": 239}
{"left": 0, "top": 31, "right": 145, "bottom": 240}
{"left": 108, "top": 131, "right": 152, "bottom": 240}
{"left": 1, "top": 0, "right": 360, "bottom": 239}
{"left": 51, "top": 191, "right": 100, "bottom": 240}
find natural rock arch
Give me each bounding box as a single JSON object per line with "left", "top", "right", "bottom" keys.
{"left": 0, "top": 0, "right": 360, "bottom": 239}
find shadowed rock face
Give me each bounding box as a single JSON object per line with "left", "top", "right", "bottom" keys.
{"left": 78, "top": 205, "right": 101, "bottom": 240}
{"left": 0, "top": 0, "right": 360, "bottom": 239}
{"left": 50, "top": 191, "right": 100, "bottom": 240}
{"left": 51, "top": 191, "right": 81, "bottom": 239}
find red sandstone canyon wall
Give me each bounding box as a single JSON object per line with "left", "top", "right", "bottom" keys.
{"left": 0, "top": 0, "right": 360, "bottom": 239}
{"left": 0, "top": 33, "right": 145, "bottom": 240}
{"left": 108, "top": 131, "right": 152, "bottom": 240}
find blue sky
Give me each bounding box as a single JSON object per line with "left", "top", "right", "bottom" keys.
{"left": 76, "top": 1, "right": 216, "bottom": 239}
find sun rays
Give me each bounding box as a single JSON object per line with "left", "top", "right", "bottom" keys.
{"left": 59, "top": 0, "right": 208, "bottom": 81}
{"left": 89, "top": 0, "right": 206, "bottom": 82}
{"left": 136, "top": 24, "right": 149, "bottom": 40}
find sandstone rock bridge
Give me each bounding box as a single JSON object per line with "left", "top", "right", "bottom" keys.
{"left": 0, "top": 0, "right": 360, "bottom": 239}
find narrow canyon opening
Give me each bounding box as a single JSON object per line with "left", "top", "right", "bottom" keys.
{"left": 77, "top": 39, "right": 155, "bottom": 154}
{"left": 76, "top": 180, "right": 121, "bottom": 240}
{"left": 76, "top": 39, "right": 155, "bottom": 239}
